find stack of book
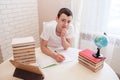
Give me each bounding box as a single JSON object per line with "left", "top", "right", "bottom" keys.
{"left": 78, "top": 49, "right": 106, "bottom": 72}
{"left": 12, "top": 37, "right": 36, "bottom": 64}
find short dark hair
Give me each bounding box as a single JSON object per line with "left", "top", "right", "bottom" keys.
{"left": 57, "top": 8, "right": 73, "bottom": 18}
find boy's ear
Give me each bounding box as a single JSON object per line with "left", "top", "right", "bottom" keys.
{"left": 56, "top": 17, "right": 58, "bottom": 22}
{"left": 56, "top": 17, "right": 58, "bottom": 20}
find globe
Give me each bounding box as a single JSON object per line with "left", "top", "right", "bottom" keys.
{"left": 94, "top": 36, "right": 108, "bottom": 49}
{"left": 93, "top": 35, "right": 108, "bottom": 58}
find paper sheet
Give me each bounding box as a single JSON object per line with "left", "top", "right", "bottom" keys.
{"left": 36, "top": 47, "right": 80, "bottom": 69}
{"left": 54, "top": 47, "right": 80, "bottom": 63}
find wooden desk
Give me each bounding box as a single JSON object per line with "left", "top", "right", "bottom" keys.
{"left": 0, "top": 47, "right": 119, "bottom": 80}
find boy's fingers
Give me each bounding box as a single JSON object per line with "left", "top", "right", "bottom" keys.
{"left": 59, "top": 54, "right": 65, "bottom": 61}
{"left": 60, "top": 54, "right": 65, "bottom": 59}
{"left": 58, "top": 53, "right": 65, "bottom": 58}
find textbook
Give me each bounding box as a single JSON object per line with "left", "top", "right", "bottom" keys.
{"left": 12, "top": 37, "right": 35, "bottom": 47}
{"left": 79, "top": 49, "right": 106, "bottom": 64}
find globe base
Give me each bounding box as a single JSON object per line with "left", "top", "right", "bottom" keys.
{"left": 92, "top": 53, "right": 103, "bottom": 59}
{"left": 92, "top": 48, "right": 103, "bottom": 58}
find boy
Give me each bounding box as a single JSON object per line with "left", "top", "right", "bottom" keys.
{"left": 40, "top": 8, "right": 74, "bottom": 62}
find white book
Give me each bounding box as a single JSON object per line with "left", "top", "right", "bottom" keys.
{"left": 12, "top": 36, "right": 35, "bottom": 47}
{"left": 13, "top": 45, "right": 35, "bottom": 50}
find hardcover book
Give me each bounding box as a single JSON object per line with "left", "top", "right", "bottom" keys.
{"left": 79, "top": 49, "right": 106, "bottom": 64}
{"left": 12, "top": 37, "right": 35, "bottom": 47}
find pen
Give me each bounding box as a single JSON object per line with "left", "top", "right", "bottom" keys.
{"left": 54, "top": 50, "right": 57, "bottom": 53}
{"left": 54, "top": 50, "right": 65, "bottom": 60}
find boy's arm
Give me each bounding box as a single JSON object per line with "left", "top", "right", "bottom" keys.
{"left": 61, "top": 28, "right": 72, "bottom": 50}
{"left": 40, "top": 39, "right": 65, "bottom": 62}
{"left": 61, "top": 37, "right": 72, "bottom": 50}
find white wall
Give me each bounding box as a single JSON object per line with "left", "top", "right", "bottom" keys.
{"left": 0, "top": 0, "right": 40, "bottom": 61}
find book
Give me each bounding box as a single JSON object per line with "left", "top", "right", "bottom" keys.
{"left": 13, "top": 68, "right": 43, "bottom": 80}
{"left": 10, "top": 60, "right": 44, "bottom": 80}
{"left": 78, "top": 57, "right": 103, "bottom": 69}
{"left": 14, "top": 51, "right": 35, "bottom": 58}
{"left": 78, "top": 59, "right": 104, "bottom": 72}
{"left": 15, "top": 60, "right": 36, "bottom": 64}
{"left": 10, "top": 60, "right": 43, "bottom": 75}
{"left": 79, "top": 49, "right": 106, "bottom": 64}
{"left": 13, "top": 48, "right": 35, "bottom": 53}
{"left": 14, "top": 56, "right": 36, "bottom": 61}
{"left": 13, "top": 45, "right": 35, "bottom": 50}
{"left": 12, "top": 37, "right": 35, "bottom": 47}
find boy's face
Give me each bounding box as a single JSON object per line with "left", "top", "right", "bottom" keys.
{"left": 56, "top": 13, "right": 72, "bottom": 31}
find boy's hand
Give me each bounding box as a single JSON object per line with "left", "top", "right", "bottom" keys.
{"left": 54, "top": 53, "right": 65, "bottom": 62}
{"left": 61, "top": 28, "right": 67, "bottom": 38}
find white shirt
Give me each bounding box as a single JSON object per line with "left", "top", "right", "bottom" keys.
{"left": 40, "top": 20, "right": 74, "bottom": 48}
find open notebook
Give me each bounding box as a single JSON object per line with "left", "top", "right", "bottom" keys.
{"left": 36, "top": 47, "right": 80, "bottom": 69}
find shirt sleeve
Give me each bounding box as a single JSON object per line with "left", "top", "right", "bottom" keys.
{"left": 40, "top": 22, "right": 50, "bottom": 41}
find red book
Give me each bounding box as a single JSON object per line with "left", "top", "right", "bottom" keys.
{"left": 79, "top": 49, "right": 106, "bottom": 64}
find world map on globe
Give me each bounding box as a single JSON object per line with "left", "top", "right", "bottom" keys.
{"left": 94, "top": 36, "right": 108, "bottom": 49}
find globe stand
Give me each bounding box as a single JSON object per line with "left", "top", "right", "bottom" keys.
{"left": 92, "top": 48, "right": 103, "bottom": 58}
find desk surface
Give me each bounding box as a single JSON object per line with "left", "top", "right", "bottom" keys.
{"left": 0, "top": 47, "right": 119, "bottom": 80}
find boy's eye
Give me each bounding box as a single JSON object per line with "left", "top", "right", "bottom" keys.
{"left": 61, "top": 19, "right": 71, "bottom": 24}
{"left": 62, "top": 19, "right": 66, "bottom": 22}
{"left": 68, "top": 21, "right": 71, "bottom": 23}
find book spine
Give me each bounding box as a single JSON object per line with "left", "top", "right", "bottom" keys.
{"left": 14, "top": 52, "right": 35, "bottom": 58}
{"left": 13, "top": 45, "right": 35, "bottom": 50}
{"left": 13, "top": 48, "right": 35, "bottom": 53}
